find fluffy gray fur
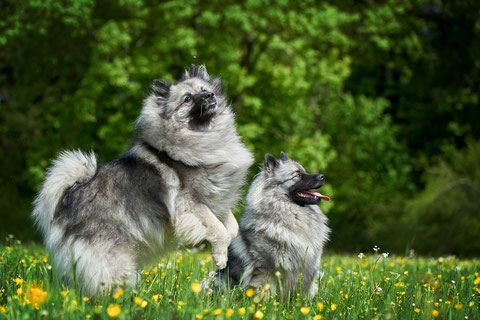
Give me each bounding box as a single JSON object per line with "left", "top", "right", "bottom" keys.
{"left": 32, "top": 65, "right": 253, "bottom": 295}
{"left": 218, "top": 152, "right": 330, "bottom": 298}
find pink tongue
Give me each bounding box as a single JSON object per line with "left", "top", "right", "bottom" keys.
{"left": 300, "top": 190, "right": 330, "bottom": 202}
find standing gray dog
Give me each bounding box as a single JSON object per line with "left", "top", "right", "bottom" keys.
{"left": 32, "top": 65, "right": 253, "bottom": 294}
{"left": 217, "top": 152, "right": 330, "bottom": 298}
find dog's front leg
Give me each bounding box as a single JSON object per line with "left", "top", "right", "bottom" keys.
{"left": 173, "top": 203, "right": 229, "bottom": 269}
{"left": 283, "top": 272, "right": 301, "bottom": 298}
{"left": 222, "top": 210, "right": 239, "bottom": 244}
{"left": 302, "top": 256, "right": 322, "bottom": 299}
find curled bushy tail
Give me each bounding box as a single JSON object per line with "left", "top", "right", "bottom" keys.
{"left": 32, "top": 150, "right": 97, "bottom": 236}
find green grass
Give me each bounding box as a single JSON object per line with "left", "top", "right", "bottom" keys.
{"left": 1, "top": 236, "right": 479, "bottom": 319}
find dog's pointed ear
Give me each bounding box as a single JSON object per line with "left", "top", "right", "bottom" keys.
{"left": 280, "top": 151, "right": 289, "bottom": 162}
{"left": 184, "top": 64, "right": 210, "bottom": 81}
{"left": 184, "top": 64, "right": 197, "bottom": 79}
{"left": 152, "top": 79, "right": 171, "bottom": 98}
{"left": 264, "top": 153, "right": 278, "bottom": 174}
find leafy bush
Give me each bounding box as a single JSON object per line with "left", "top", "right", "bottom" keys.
{"left": 405, "top": 139, "right": 480, "bottom": 256}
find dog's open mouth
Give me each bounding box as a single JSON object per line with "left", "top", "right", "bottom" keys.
{"left": 289, "top": 173, "right": 330, "bottom": 206}
{"left": 296, "top": 190, "right": 330, "bottom": 202}
{"left": 202, "top": 99, "right": 217, "bottom": 113}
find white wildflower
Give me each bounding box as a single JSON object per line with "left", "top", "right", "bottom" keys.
{"left": 358, "top": 252, "right": 365, "bottom": 259}
{"left": 204, "top": 287, "right": 213, "bottom": 295}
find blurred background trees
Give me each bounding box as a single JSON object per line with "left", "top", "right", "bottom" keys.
{"left": 1, "top": 0, "right": 479, "bottom": 256}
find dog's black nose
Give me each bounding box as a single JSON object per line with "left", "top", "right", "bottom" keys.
{"left": 203, "top": 91, "right": 215, "bottom": 99}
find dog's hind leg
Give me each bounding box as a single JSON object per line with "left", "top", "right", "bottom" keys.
{"left": 173, "top": 203, "right": 228, "bottom": 269}
{"left": 60, "top": 238, "right": 138, "bottom": 295}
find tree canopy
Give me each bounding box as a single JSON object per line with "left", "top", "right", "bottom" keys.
{"left": 1, "top": 0, "right": 479, "bottom": 256}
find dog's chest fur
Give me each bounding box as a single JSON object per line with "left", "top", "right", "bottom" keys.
{"left": 141, "top": 141, "right": 252, "bottom": 219}
{"left": 186, "top": 153, "right": 251, "bottom": 217}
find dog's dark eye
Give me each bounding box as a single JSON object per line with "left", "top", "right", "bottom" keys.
{"left": 184, "top": 95, "right": 192, "bottom": 103}
{"left": 296, "top": 172, "right": 302, "bottom": 177}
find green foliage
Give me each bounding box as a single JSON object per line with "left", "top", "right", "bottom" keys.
{"left": 0, "top": 0, "right": 479, "bottom": 255}
{"left": 1, "top": 241, "right": 480, "bottom": 319}
{"left": 324, "top": 94, "right": 412, "bottom": 251}
{"left": 405, "top": 139, "right": 480, "bottom": 256}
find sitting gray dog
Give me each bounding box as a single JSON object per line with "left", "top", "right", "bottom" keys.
{"left": 217, "top": 152, "right": 330, "bottom": 298}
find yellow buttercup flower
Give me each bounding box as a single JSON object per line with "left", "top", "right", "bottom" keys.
{"left": 317, "top": 302, "right": 324, "bottom": 311}
{"left": 432, "top": 310, "right": 439, "bottom": 317}
{"left": 238, "top": 307, "right": 246, "bottom": 315}
{"left": 331, "top": 304, "right": 337, "bottom": 311}
{"left": 195, "top": 314, "right": 203, "bottom": 319}
{"left": 254, "top": 310, "right": 264, "bottom": 319}
{"left": 246, "top": 288, "right": 255, "bottom": 297}
{"left": 107, "top": 304, "right": 121, "bottom": 317}
{"left": 60, "top": 291, "right": 68, "bottom": 296}
{"left": 300, "top": 307, "right": 310, "bottom": 315}
{"left": 454, "top": 304, "right": 462, "bottom": 310}
{"left": 141, "top": 300, "right": 148, "bottom": 308}
{"left": 213, "top": 309, "right": 222, "bottom": 315}
{"left": 414, "top": 308, "right": 420, "bottom": 313}
{"left": 313, "top": 316, "right": 322, "bottom": 320}
{"left": 469, "top": 301, "right": 475, "bottom": 307}
{"left": 178, "top": 301, "right": 185, "bottom": 306}
{"left": 134, "top": 297, "right": 142, "bottom": 305}
{"left": 12, "top": 278, "right": 23, "bottom": 285}
{"left": 0, "top": 306, "right": 7, "bottom": 314}
{"left": 226, "top": 308, "right": 234, "bottom": 318}
{"left": 191, "top": 282, "right": 202, "bottom": 293}
{"left": 474, "top": 277, "right": 480, "bottom": 285}
{"left": 16, "top": 288, "right": 23, "bottom": 295}
{"left": 113, "top": 288, "right": 124, "bottom": 299}
{"left": 26, "top": 286, "right": 47, "bottom": 309}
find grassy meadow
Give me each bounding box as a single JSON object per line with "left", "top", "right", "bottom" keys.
{"left": 1, "top": 236, "right": 479, "bottom": 319}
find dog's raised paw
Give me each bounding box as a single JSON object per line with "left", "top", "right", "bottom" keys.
{"left": 213, "top": 253, "right": 227, "bottom": 269}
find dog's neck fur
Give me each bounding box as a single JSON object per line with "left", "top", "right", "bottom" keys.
{"left": 136, "top": 95, "right": 253, "bottom": 169}
{"left": 128, "top": 101, "right": 253, "bottom": 218}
